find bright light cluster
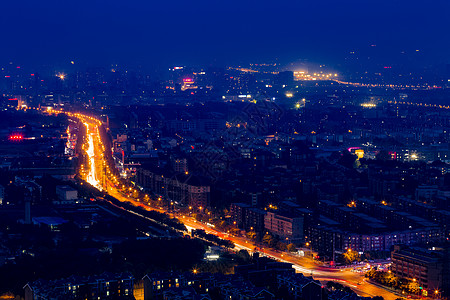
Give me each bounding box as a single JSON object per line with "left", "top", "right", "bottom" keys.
{"left": 361, "top": 103, "right": 376, "bottom": 108}
{"left": 9, "top": 134, "right": 24, "bottom": 140}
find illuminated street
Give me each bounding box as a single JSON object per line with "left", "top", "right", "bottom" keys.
{"left": 85, "top": 127, "right": 101, "bottom": 190}
{"left": 71, "top": 112, "right": 402, "bottom": 300}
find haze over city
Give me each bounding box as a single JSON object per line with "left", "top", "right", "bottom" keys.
{"left": 1, "top": 0, "right": 449, "bottom": 69}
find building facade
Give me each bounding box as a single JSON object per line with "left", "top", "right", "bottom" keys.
{"left": 391, "top": 245, "right": 445, "bottom": 294}
{"left": 24, "top": 272, "right": 134, "bottom": 300}
{"left": 264, "top": 211, "right": 304, "bottom": 242}
{"left": 136, "top": 168, "right": 210, "bottom": 209}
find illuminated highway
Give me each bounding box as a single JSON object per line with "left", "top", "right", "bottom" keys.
{"left": 72, "top": 112, "right": 401, "bottom": 300}
{"left": 85, "top": 126, "right": 102, "bottom": 190}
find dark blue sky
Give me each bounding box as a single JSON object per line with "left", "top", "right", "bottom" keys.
{"left": 1, "top": 0, "right": 449, "bottom": 69}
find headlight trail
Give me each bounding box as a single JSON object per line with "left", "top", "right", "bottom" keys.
{"left": 84, "top": 123, "right": 102, "bottom": 190}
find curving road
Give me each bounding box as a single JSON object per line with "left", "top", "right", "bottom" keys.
{"left": 73, "top": 112, "right": 400, "bottom": 300}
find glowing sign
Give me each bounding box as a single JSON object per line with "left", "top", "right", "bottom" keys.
{"left": 347, "top": 147, "right": 360, "bottom": 152}
{"left": 355, "top": 149, "right": 364, "bottom": 159}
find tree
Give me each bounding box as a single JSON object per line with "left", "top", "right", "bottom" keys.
{"left": 246, "top": 231, "right": 257, "bottom": 241}
{"left": 237, "top": 250, "right": 251, "bottom": 262}
{"left": 276, "top": 242, "right": 287, "bottom": 251}
{"left": 385, "top": 272, "right": 398, "bottom": 287}
{"left": 192, "top": 213, "right": 202, "bottom": 222}
{"left": 222, "top": 240, "right": 235, "bottom": 249}
{"left": 262, "top": 233, "right": 277, "bottom": 248}
{"left": 408, "top": 280, "right": 420, "bottom": 294}
{"left": 229, "top": 228, "right": 240, "bottom": 236}
{"left": 287, "top": 243, "right": 297, "bottom": 252}
{"left": 343, "top": 249, "right": 361, "bottom": 264}
{"left": 325, "top": 281, "right": 354, "bottom": 294}
{"left": 365, "top": 269, "right": 377, "bottom": 279}
{"left": 214, "top": 220, "right": 227, "bottom": 230}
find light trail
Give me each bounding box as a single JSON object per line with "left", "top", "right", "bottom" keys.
{"left": 84, "top": 123, "right": 102, "bottom": 190}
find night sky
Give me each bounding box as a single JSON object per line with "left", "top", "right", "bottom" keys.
{"left": 1, "top": 0, "right": 449, "bottom": 69}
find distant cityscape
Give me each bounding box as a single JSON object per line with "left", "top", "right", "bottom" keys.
{"left": 0, "top": 60, "right": 449, "bottom": 300}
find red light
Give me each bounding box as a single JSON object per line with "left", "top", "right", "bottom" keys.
{"left": 183, "top": 78, "right": 193, "bottom": 83}
{"left": 9, "top": 134, "right": 24, "bottom": 141}
{"left": 5, "top": 76, "right": 10, "bottom": 78}
{"left": 31, "top": 74, "right": 35, "bottom": 76}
